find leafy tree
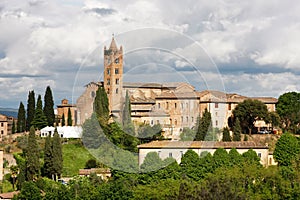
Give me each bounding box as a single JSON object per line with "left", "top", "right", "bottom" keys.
{"left": 222, "top": 127, "right": 231, "bottom": 141}
{"left": 122, "top": 90, "right": 134, "bottom": 135}
{"left": 232, "top": 117, "right": 242, "bottom": 141}
{"left": 43, "top": 135, "right": 53, "bottom": 179}
{"left": 67, "top": 108, "right": 72, "bottom": 126}
{"left": 52, "top": 128, "right": 63, "bottom": 180}
{"left": 26, "top": 90, "right": 35, "bottom": 131}
{"left": 26, "top": 126, "right": 40, "bottom": 181}
{"left": 242, "top": 149, "right": 261, "bottom": 166}
{"left": 43, "top": 86, "right": 55, "bottom": 127}
{"left": 180, "top": 150, "right": 203, "bottom": 180}
{"left": 244, "top": 134, "right": 248, "bottom": 141}
{"left": 32, "top": 95, "right": 48, "bottom": 130}
{"left": 213, "top": 148, "right": 230, "bottom": 168}
{"left": 180, "top": 127, "right": 196, "bottom": 141}
{"left": 94, "top": 86, "right": 109, "bottom": 126}
{"left": 276, "top": 92, "right": 300, "bottom": 132}
{"left": 267, "top": 111, "right": 281, "bottom": 131}
{"left": 17, "top": 102, "right": 26, "bottom": 133}
{"left": 82, "top": 113, "right": 103, "bottom": 149}
{"left": 137, "top": 124, "right": 162, "bottom": 143}
{"left": 274, "top": 133, "right": 300, "bottom": 166}
{"left": 140, "top": 152, "right": 163, "bottom": 173}
{"left": 233, "top": 99, "right": 269, "bottom": 135}
{"left": 16, "top": 181, "right": 42, "bottom": 200}
{"left": 85, "top": 159, "right": 97, "bottom": 169}
{"left": 195, "top": 109, "right": 212, "bottom": 141}
{"left": 61, "top": 113, "right": 65, "bottom": 126}
{"left": 228, "top": 148, "right": 243, "bottom": 166}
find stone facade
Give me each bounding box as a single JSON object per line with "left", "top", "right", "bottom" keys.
{"left": 56, "top": 99, "right": 77, "bottom": 126}
{"left": 0, "top": 114, "right": 14, "bottom": 141}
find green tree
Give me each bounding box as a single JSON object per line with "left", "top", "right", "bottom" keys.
{"left": 180, "top": 127, "right": 196, "bottom": 141}
{"left": 17, "top": 102, "right": 26, "bottom": 133}
{"left": 43, "top": 86, "right": 55, "bottom": 127}
{"left": 137, "top": 124, "right": 162, "bottom": 144}
{"left": 232, "top": 117, "right": 242, "bottom": 141}
{"left": 85, "top": 159, "right": 97, "bottom": 169}
{"left": 32, "top": 95, "right": 48, "bottom": 130}
{"left": 242, "top": 149, "right": 261, "bottom": 166}
{"left": 16, "top": 181, "right": 42, "bottom": 200}
{"left": 180, "top": 150, "right": 202, "bottom": 180}
{"left": 82, "top": 113, "right": 103, "bottom": 149}
{"left": 122, "top": 90, "right": 135, "bottom": 136}
{"left": 274, "top": 133, "right": 300, "bottom": 166}
{"left": 140, "top": 152, "right": 163, "bottom": 173}
{"left": 26, "top": 90, "right": 35, "bottom": 131}
{"left": 233, "top": 99, "right": 269, "bottom": 135}
{"left": 228, "top": 148, "right": 243, "bottom": 166}
{"left": 195, "top": 109, "right": 212, "bottom": 141}
{"left": 67, "top": 108, "right": 72, "bottom": 126}
{"left": 61, "top": 113, "right": 65, "bottom": 126}
{"left": 12, "top": 120, "right": 16, "bottom": 134}
{"left": 43, "top": 135, "right": 53, "bottom": 179}
{"left": 213, "top": 148, "right": 230, "bottom": 168}
{"left": 222, "top": 127, "right": 231, "bottom": 141}
{"left": 52, "top": 128, "right": 63, "bottom": 180}
{"left": 276, "top": 92, "right": 300, "bottom": 132}
{"left": 26, "top": 126, "right": 40, "bottom": 181}
{"left": 94, "top": 86, "right": 109, "bottom": 126}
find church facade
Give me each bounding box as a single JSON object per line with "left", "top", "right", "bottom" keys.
{"left": 75, "top": 38, "right": 277, "bottom": 140}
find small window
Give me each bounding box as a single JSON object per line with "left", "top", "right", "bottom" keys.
{"left": 258, "top": 153, "right": 261, "bottom": 158}
{"left": 91, "top": 91, "right": 95, "bottom": 98}
{"left": 115, "top": 58, "right": 119, "bottom": 63}
{"left": 115, "top": 78, "right": 119, "bottom": 85}
{"left": 151, "top": 120, "right": 154, "bottom": 125}
{"left": 216, "top": 120, "right": 218, "bottom": 126}
{"left": 181, "top": 116, "right": 183, "bottom": 122}
{"left": 215, "top": 103, "right": 219, "bottom": 108}
{"left": 215, "top": 112, "right": 218, "bottom": 117}
{"left": 169, "top": 152, "right": 173, "bottom": 158}
{"left": 1, "top": 130, "right": 3, "bottom": 135}
{"left": 107, "top": 69, "right": 110, "bottom": 75}
{"left": 115, "top": 68, "right": 119, "bottom": 74}
{"left": 107, "top": 79, "right": 110, "bottom": 85}
{"left": 1, "top": 123, "right": 3, "bottom": 127}
{"left": 107, "top": 89, "right": 110, "bottom": 94}
{"left": 116, "top": 88, "right": 119, "bottom": 94}
{"left": 180, "top": 151, "right": 184, "bottom": 157}
{"left": 174, "top": 119, "right": 177, "bottom": 126}
{"left": 175, "top": 103, "right": 177, "bottom": 109}
{"left": 192, "top": 117, "right": 194, "bottom": 122}
{"left": 269, "top": 157, "right": 272, "bottom": 165}
{"left": 228, "top": 103, "right": 232, "bottom": 110}
{"left": 166, "top": 102, "right": 169, "bottom": 110}
{"left": 158, "top": 103, "right": 161, "bottom": 109}
{"left": 186, "top": 116, "right": 188, "bottom": 122}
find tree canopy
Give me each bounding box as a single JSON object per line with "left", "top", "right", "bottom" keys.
{"left": 17, "top": 102, "right": 26, "bottom": 133}
{"left": 195, "top": 109, "right": 212, "bottom": 141}
{"left": 43, "top": 86, "right": 55, "bottom": 127}
{"left": 31, "top": 95, "right": 48, "bottom": 130}
{"left": 26, "top": 90, "right": 35, "bottom": 131}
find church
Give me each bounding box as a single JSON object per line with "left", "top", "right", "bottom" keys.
{"left": 72, "top": 37, "right": 277, "bottom": 140}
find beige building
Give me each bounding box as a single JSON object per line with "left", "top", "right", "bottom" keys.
{"left": 75, "top": 37, "right": 278, "bottom": 139}
{"left": 0, "top": 114, "right": 14, "bottom": 141}
{"left": 138, "top": 140, "right": 270, "bottom": 166}
{"left": 56, "top": 99, "right": 77, "bottom": 126}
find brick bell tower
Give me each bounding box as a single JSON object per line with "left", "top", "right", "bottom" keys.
{"left": 103, "top": 36, "right": 123, "bottom": 115}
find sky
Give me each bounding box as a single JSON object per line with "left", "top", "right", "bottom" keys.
{"left": 1, "top": 0, "right": 300, "bottom": 108}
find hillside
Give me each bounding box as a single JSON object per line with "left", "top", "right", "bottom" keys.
{"left": 0, "top": 108, "right": 18, "bottom": 118}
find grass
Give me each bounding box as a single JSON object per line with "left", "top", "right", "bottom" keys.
{"left": 62, "top": 140, "right": 95, "bottom": 177}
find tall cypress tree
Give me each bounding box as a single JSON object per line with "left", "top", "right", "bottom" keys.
{"left": 43, "top": 134, "right": 53, "bottom": 179}
{"left": 26, "top": 126, "right": 40, "bottom": 181}
{"left": 195, "top": 109, "right": 212, "bottom": 141}
{"left": 26, "top": 90, "right": 35, "bottom": 131}
{"left": 233, "top": 117, "right": 242, "bottom": 141}
{"left": 94, "top": 86, "right": 109, "bottom": 126}
{"left": 31, "top": 95, "right": 48, "bottom": 130}
{"left": 67, "top": 108, "right": 72, "bottom": 126}
{"left": 17, "top": 102, "right": 26, "bottom": 133}
{"left": 43, "top": 86, "right": 55, "bottom": 126}
{"left": 222, "top": 127, "right": 231, "bottom": 141}
{"left": 52, "top": 128, "right": 63, "bottom": 181}
{"left": 61, "top": 113, "right": 65, "bottom": 126}
{"left": 122, "top": 90, "right": 135, "bottom": 135}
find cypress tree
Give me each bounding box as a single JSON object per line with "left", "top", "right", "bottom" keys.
{"left": 12, "top": 120, "right": 16, "bottom": 134}
{"left": 61, "top": 113, "right": 65, "bottom": 126}
{"left": 67, "top": 108, "right": 72, "bottom": 126}
{"left": 52, "top": 128, "right": 63, "bottom": 180}
{"left": 43, "top": 86, "right": 55, "bottom": 126}
{"left": 94, "top": 86, "right": 109, "bottom": 126}
{"left": 122, "top": 90, "right": 135, "bottom": 135}
{"left": 222, "top": 127, "right": 231, "bottom": 141}
{"left": 31, "top": 95, "right": 48, "bottom": 130}
{"left": 26, "top": 90, "right": 35, "bottom": 131}
{"left": 195, "top": 109, "right": 212, "bottom": 141}
{"left": 43, "top": 134, "right": 53, "bottom": 179}
{"left": 17, "top": 102, "right": 26, "bottom": 133}
{"left": 233, "top": 118, "right": 242, "bottom": 141}
{"left": 26, "top": 126, "right": 40, "bottom": 181}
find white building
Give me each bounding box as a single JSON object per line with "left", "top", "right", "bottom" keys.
{"left": 40, "top": 126, "right": 82, "bottom": 138}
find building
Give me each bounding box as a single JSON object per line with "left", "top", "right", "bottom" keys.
{"left": 138, "top": 140, "right": 271, "bottom": 166}
{"left": 0, "top": 114, "right": 15, "bottom": 141}
{"left": 0, "top": 150, "right": 3, "bottom": 181}
{"left": 75, "top": 37, "right": 278, "bottom": 140}
{"left": 40, "top": 126, "right": 82, "bottom": 138}
{"left": 56, "top": 99, "right": 77, "bottom": 126}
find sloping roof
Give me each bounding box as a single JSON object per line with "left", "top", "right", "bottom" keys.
{"left": 109, "top": 37, "right": 118, "bottom": 51}
{"left": 123, "top": 82, "right": 185, "bottom": 89}
{"left": 138, "top": 141, "right": 268, "bottom": 149}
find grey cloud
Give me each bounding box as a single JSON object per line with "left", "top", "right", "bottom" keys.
{"left": 85, "top": 8, "right": 116, "bottom": 16}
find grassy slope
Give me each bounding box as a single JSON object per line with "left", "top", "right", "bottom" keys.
{"left": 62, "top": 140, "right": 94, "bottom": 177}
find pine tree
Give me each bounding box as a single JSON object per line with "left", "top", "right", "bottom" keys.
{"left": 43, "top": 134, "right": 53, "bottom": 179}
{"left": 52, "top": 128, "right": 63, "bottom": 180}
{"left": 43, "top": 86, "right": 55, "bottom": 126}
{"left": 122, "top": 90, "right": 135, "bottom": 135}
{"left": 31, "top": 95, "right": 48, "bottom": 130}
{"left": 233, "top": 118, "right": 242, "bottom": 141}
{"left": 67, "top": 108, "right": 72, "bottom": 126}
{"left": 17, "top": 102, "right": 26, "bottom": 133}
{"left": 222, "top": 127, "right": 231, "bottom": 141}
{"left": 94, "top": 86, "right": 109, "bottom": 126}
{"left": 26, "top": 90, "right": 35, "bottom": 131}
{"left": 195, "top": 109, "right": 212, "bottom": 141}
{"left": 26, "top": 126, "right": 40, "bottom": 181}
{"left": 61, "top": 113, "right": 65, "bottom": 126}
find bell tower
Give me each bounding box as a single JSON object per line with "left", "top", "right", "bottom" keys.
{"left": 103, "top": 36, "right": 123, "bottom": 114}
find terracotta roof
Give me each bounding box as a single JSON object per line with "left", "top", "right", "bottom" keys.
{"left": 138, "top": 141, "right": 268, "bottom": 149}
{"left": 123, "top": 82, "right": 185, "bottom": 89}
{"left": 0, "top": 191, "right": 20, "bottom": 199}
{"left": 156, "top": 91, "right": 199, "bottom": 99}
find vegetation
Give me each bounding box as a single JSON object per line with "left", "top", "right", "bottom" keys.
{"left": 67, "top": 108, "right": 72, "bottom": 126}
{"left": 51, "top": 129, "right": 63, "bottom": 180}
{"left": 94, "top": 86, "right": 109, "bottom": 126}
{"left": 232, "top": 117, "right": 242, "bottom": 141}
{"left": 222, "top": 127, "right": 231, "bottom": 141}
{"left": 31, "top": 95, "right": 48, "bottom": 130}
{"left": 43, "top": 86, "right": 55, "bottom": 127}
{"left": 26, "top": 126, "right": 40, "bottom": 181}
{"left": 195, "top": 109, "right": 212, "bottom": 141}
{"left": 122, "top": 90, "right": 135, "bottom": 136}
{"left": 16, "top": 102, "right": 26, "bottom": 133}
{"left": 61, "top": 113, "right": 65, "bottom": 126}
{"left": 26, "top": 90, "right": 35, "bottom": 131}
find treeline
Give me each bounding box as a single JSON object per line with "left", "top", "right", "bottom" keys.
{"left": 13, "top": 133, "right": 300, "bottom": 199}
{"left": 16, "top": 86, "right": 55, "bottom": 133}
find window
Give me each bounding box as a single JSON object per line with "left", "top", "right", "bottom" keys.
{"left": 107, "top": 79, "right": 110, "bottom": 85}
{"left": 115, "top": 58, "right": 119, "bottom": 63}
{"left": 180, "top": 151, "right": 184, "bottom": 158}
{"left": 107, "top": 89, "right": 110, "bottom": 94}
{"left": 186, "top": 116, "right": 188, "bottom": 122}
{"left": 107, "top": 69, "right": 110, "bottom": 75}
{"left": 1, "top": 130, "right": 3, "bottom": 135}
{"left": 158, "top": 103, "right": 161, "bottom": 109}
{"left": 228, "top": 103, "right": 232, "bottom": 110}
{"left": 166, "top": 102, "right": 169, "bottom": 110}
{"left": 115, "top": 68, "right": 119, "bottom": 74}
{"left": 115, "top": 78, "right": 119, "bottom": 85}
{"left": 215, "top": 112, "right": 218, "bottom": 117}
{"left": 215, "top": 103, "right": 219, "bottom": 108}
{"left": 192, "top": 117, "right": 194, "bottom": 122}
{"left": 175, "top": 103, "right": 177, "bottom": 109}
{"left": 258, "top": 153, "right": 261, "bottom": 158}
{"left": 116, "top": 88, "right": 119, "bottom": 94}
{"left": 91, "top": 91, "right": 95, "bottom": 98}
{"left": 1, "top": 123, "right": 3, "bottom": 127}
{"left": 269, "top": 157, "right": 272, "bottom": 165}
{"left": 169, "top": 152, "right": 173, "bottom": 158}
{"left": 151, "top": 120, "right": 154, "bottom": 125}
{"left": 216, "top": 120, "right": 218, "bottom": 126}
{"left": 181, "top": 116, "right": 183, "bottom": 122}
{"left": 174, "top": 119, "right": 177, "bottom": 126}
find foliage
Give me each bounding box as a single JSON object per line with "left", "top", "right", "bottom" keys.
{"left": 233, "top": 99, "right": 269, "bottom": 135}
{"left": 232, "top": 117, "right": 242, "bottom": 141}
{"left": 43, "top": 135, "right": 53, "bottom": 179}
{"left": 94, "top": 86, "right": 110, "bottom": 126}
{"left": 82, "top": 113, "right": 104, "bottom": 149}
{"left": 276, "top": 92, "right": 300, "bottom": 132}
{"left": 180, "top": 127, "right": 196, "bottom": 141}
{"left": 222, "top": 127, "right": 231, "bottom": 141}
{"left": 26, "top": 126, "right": 40, "bottom": 181}
{"left": 16, "top": 181, "right": 42, "bottom": 200}
{"left": 67, "top": 108, "right": 72, "bottom": 126}
{"left": 85, "top": 159, "right": 97, "bottom": 169}
{"left": 17, "top": 102, "right": 26, "bottom": 133}
{"left": 43, "top": 86, "right": 55, "bottom": 126}
{"left": 122, "top": 90, "right": 135, "bottom": 136}
{"left": 26, "top": 90, "right": 35, "bottom": 131}
{"left": 12, "top": 120, "right": 16, "bottom": 134}
{"left": 195, "top": 109, "right": 212, "bottom": 141}
{"left": 52, "top": 128, "right": 63, "bottom": 180}
{"left": 213, "top": 148, "right": 230, "bottom": 168}
{"left": 274, "top": 133, "right": 300, "bottom": 166}
{"left": 242, "top": 149, "right": 261, "bottom": 166}
{"left": 61, "top": 113, "right": 65, "bottom": 126}
{"left": 137, "top": 124, "right": 163, "bottom": 143}
{"left": 31, "top": 95, "right": 48, "bottom": 130}
{"left": 140, "top": 152, "right": 163, "bottom": 173}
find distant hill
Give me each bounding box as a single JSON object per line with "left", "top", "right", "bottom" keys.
{"left": 0, "top": 108, "right": 18, "bottom": 118}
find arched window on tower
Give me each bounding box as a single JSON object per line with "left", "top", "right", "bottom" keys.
{"left": 116, "top": 88, "right": 119, "bottom": 94}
